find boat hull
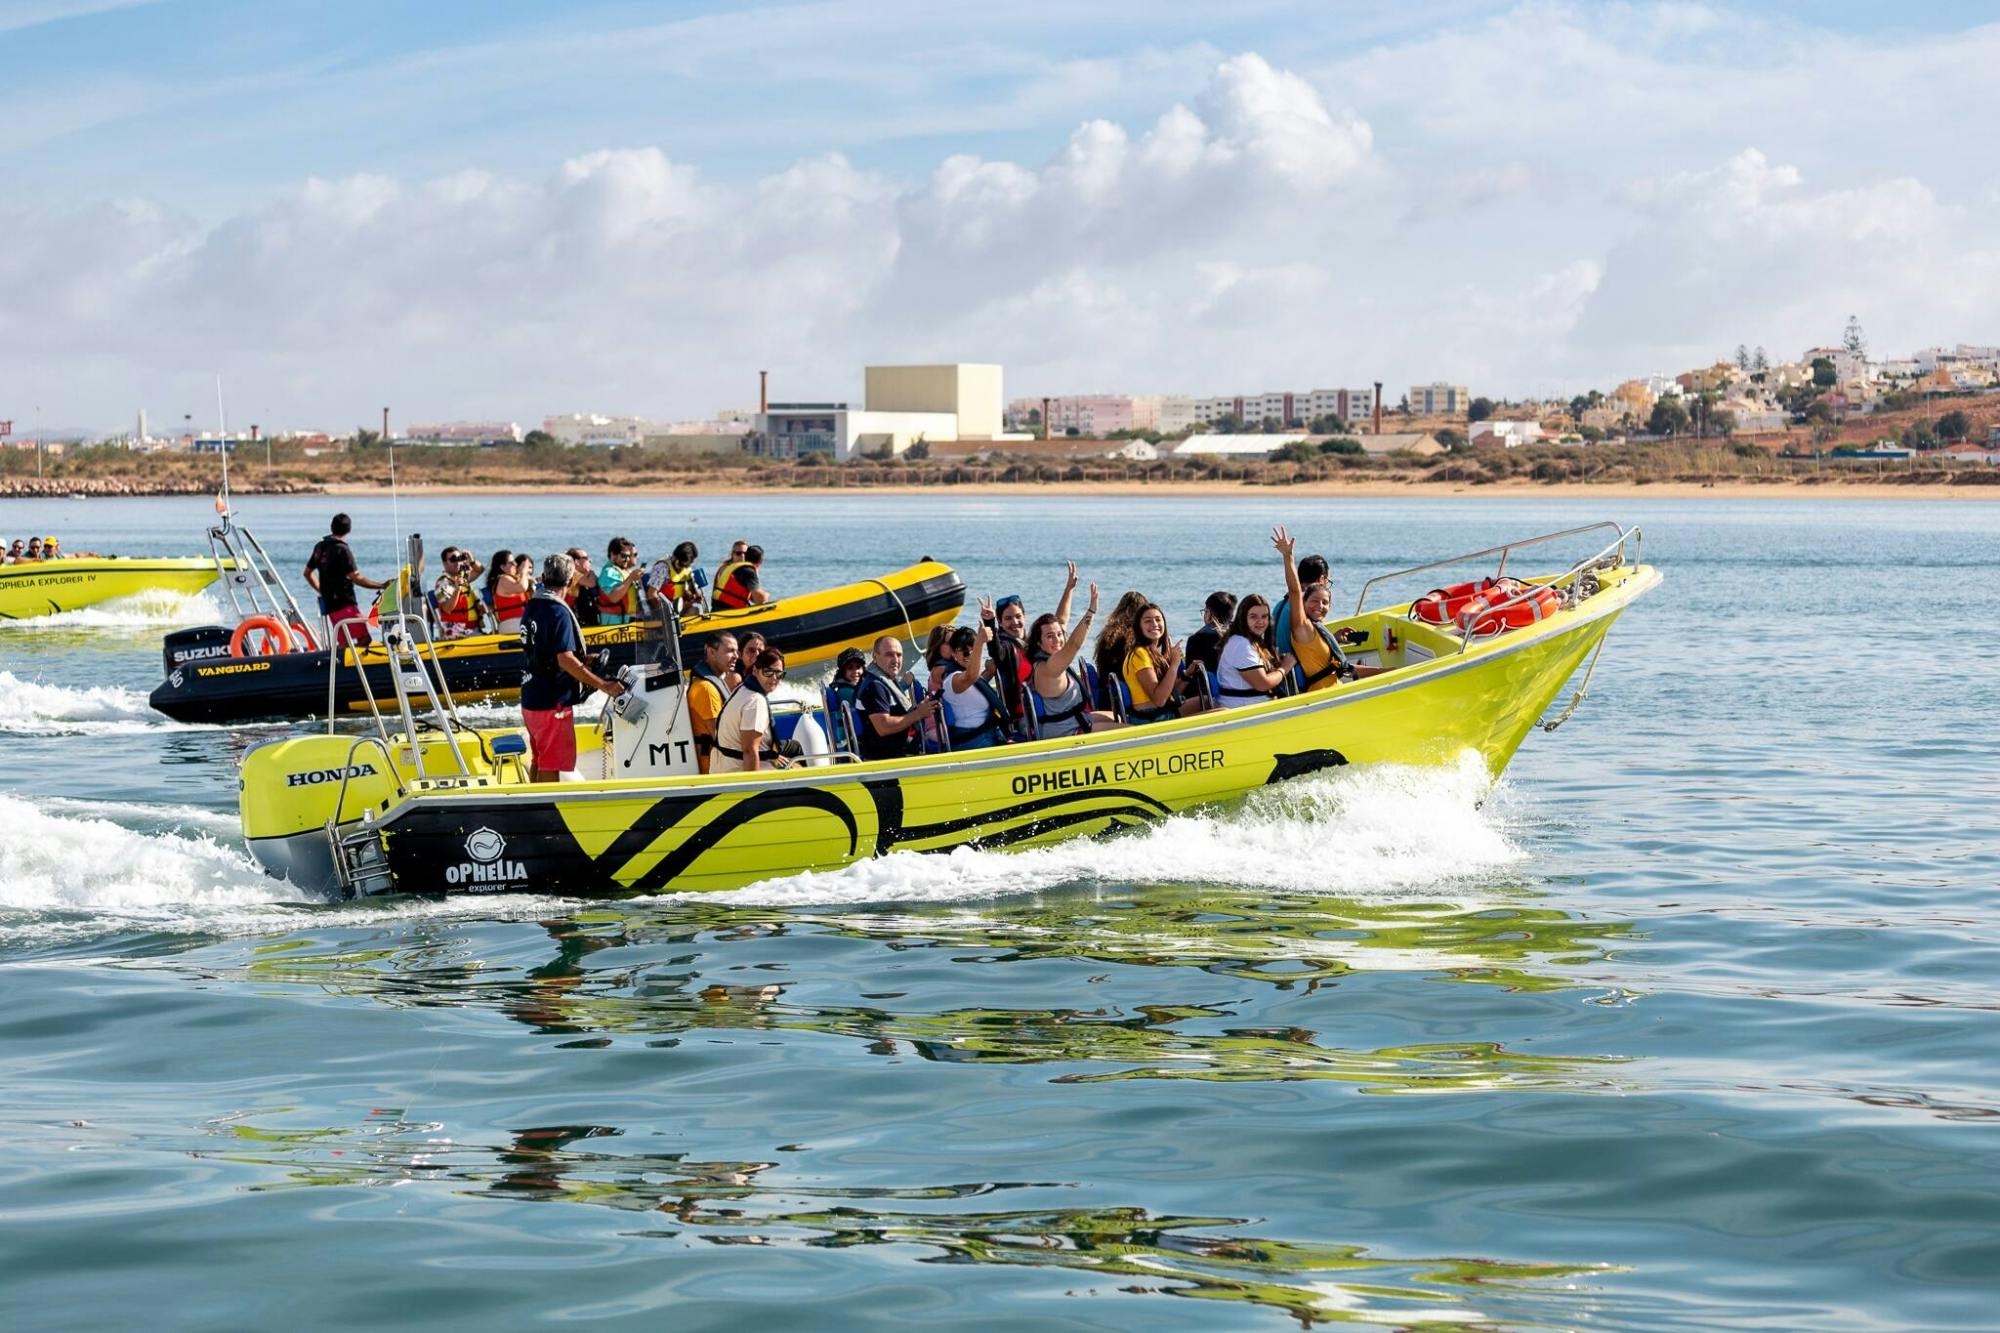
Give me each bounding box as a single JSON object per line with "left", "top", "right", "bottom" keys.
{"left": 0, "top": 557, "right": 222, "bottom": 619}
{"left": 242, "top": 566, "right": 1656, "bottom": 898}
{"left": 150, "top": 561, "right": 965, "bottom": 723}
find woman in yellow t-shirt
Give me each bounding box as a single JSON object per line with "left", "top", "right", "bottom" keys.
{"left": 1121, "top": 603, "right": 1195, "bottom": 723}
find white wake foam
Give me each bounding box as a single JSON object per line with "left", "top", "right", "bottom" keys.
{"left": 0, "top": 795, "right": 588, "bottom": 949}
{"left": 0, "top": 793, "right": 287, "bottom": 920}
{"left": 0, "top": 670, "right": 181, "bottom": 736}
{"left": 0, "top": 588, "right": 222, "bottom": 631}
{"left": 713, "top": 751, "right": 1524, "bottom": 907}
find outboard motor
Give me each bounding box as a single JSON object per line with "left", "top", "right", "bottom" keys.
{"left": 605, "top": 662, "right": 700, "bottom": 778}
{"left": 162, "top": 624, "right": 236, "bottom": 674}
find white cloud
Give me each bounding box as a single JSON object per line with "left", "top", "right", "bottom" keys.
{"left": 11, "top": 12, "right": 2000, "bottom": 428}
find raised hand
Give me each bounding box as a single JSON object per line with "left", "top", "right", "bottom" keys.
{"left": 1271, "top": 525, "right": 1295, "bottom": 558}
{"left": 977, "top": 621, "right": 993, "bottom": 644}
{"left": 1087, "top": 582, "right": 1100, "bottom": 613}
{"left": 1164, "top": 639, "right": 1183, "bottom": 666}
{"left": 1064, "top": 560, "right": 1078, "bottom": 587}
{"left": 978, "top": 594, "right": 995, "bottom": 621}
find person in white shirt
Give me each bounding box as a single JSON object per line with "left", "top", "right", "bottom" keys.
{"left": 711, "top": 647, "right": 786, "bottom": 773}
{"left": 1214, "top": 594, "right": 1293, "bottom": 707}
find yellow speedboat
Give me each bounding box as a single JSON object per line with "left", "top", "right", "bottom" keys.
{"left": 0, "top": 556, "right": 224, "bottom": 620}
{"left": 239, "top": 524, "right": 1657, "bottom": 899}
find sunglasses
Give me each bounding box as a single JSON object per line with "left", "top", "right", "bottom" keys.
{"left": 995, "top": 595, "right": 1023, "bottom": 611}
{"left": 755, "top": 666, "right": 783, "bottom": 679}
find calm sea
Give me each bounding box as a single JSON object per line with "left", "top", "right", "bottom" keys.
{"left": 1, "top": 493, "right": 1996, "bottom": 1330}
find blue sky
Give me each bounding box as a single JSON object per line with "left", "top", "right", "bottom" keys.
{"left": 5, "top": 1, "right": 2000, "bottom": 429}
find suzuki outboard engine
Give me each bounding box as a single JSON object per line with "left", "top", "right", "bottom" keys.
{"left": 162, "top": 624, "right": 236, "bottom": 674}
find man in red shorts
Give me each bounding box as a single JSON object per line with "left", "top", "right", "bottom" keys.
{"left": 518, "top": 552, "right": 623, "bottom": 781}
{"left": 304, "top": 512, "right": 387, "bottom": 648}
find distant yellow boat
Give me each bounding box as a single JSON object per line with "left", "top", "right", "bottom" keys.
{"left": 0, "top": 556, "right": 224, "bottom": 620}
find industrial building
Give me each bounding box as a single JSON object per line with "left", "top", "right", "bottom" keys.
{"left": 753, "top": 363, "right": 1019, "bottom": 460}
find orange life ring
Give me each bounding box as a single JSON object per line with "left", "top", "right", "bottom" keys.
{"left": 289, "top": 620, "right": 320, "bottom": 652}
{"left": 229, "top": 615, "right": 293, "bottom": 657}
{"left": 1467, "top": 584, "right": 1563, "bottom": 636}
{"left": 1411, "top": 579, "right": 1501, "bottom": 625}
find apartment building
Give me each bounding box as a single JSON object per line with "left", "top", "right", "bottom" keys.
{"left": 1408, "top": 383, "right": 1471, "bottom": 416}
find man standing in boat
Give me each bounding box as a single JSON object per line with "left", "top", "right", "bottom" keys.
{"left": 304, "top": 512, "right": 387, "bottom": 649}
{"left": 520, "top": 552, "right": 624, "bottom": 782}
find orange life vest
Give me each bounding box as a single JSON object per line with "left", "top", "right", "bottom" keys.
{"left": 436, "top": 582, "right": 481, "bottom": 630}
{"left": 712, "top": 565, "right": 755, "bottom": 610}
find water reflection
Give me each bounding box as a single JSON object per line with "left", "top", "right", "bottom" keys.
{"left": 197, "top": 1114, "right": 1612, "bottom": 1326}
{"left": 216, "top": 885, "right": 1635, "bottom": 1092}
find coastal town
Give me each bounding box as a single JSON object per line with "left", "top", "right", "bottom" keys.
{"left": 6, "top": 322, "right": 2000, "bottom": 490}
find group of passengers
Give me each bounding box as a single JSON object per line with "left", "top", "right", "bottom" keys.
{"left": 516, "top": 551, "right": 786, "bottom": 783}
{"left": 302, "top": 510, "right": 772, "bottom": 649}
{"left": 2, "top": 536, "right": 95, "bottom": 562}
{"left": 820, "top": 526, "right": 1384, "bottom": 765}
{"left": 443, "top": 536, "right": 769, "bottom": 639}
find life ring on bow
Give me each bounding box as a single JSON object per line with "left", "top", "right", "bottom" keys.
{"left": 1467, "top": 584, "right": 1564, "bottom": 636}
{"left": 1411, "top": 579, "right": 1501, "bottom": 626}
{"left": 229, "top": 615, "right": 293, "bottom": 657}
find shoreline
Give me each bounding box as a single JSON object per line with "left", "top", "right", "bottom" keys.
{"left": 308, "top": 478, "right": 2000, "bottom": 501}
{"left": 5, "top": 477, "right": 1996, "bottom": 502}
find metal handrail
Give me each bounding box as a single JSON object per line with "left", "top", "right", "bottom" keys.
{"left": 325, "top": 734, "right": 408, "bottom": 828}
{"left": 1444, "top": 526, "right": 1642, "bottom": 654}
{"left": 208, "top": 513, "right": 320, "bottom": 648}
{"left": 1353, "top": 522, "right": 1633, "bottom": 615}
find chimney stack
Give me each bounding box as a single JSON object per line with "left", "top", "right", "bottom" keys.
{"left": 1041, "top": 397, "right": 1052, "bottom": 441}
{"left": 1373, "top": 381, "right": 1383, "bottom": 436}
{"left": 759, "top": 370, "right": 768, "bottom": 415}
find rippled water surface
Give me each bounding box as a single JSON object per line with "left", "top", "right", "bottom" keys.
{"left": 2, "top": 493, "right": 1996, "bottom": 1329}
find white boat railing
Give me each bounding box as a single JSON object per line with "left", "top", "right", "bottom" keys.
{"left": 1351, "top": 522, "right": 1643, "bottom": 653}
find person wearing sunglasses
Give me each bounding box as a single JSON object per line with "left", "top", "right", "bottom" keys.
{"left": 712, "top": 647, "right": 788, "bottom": 773}
{"left": 432, "top": 546, "right": 487, "bottom": 638}
{"left": 562, "top": 547, "right": 601, "bottom": 627}
{"left": 596, "top": 538, "right": 642, "bottom": 626}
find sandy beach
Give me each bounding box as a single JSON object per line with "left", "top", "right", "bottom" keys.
{"left": 315, "top": 477, "right": 2000, "bottom": 500}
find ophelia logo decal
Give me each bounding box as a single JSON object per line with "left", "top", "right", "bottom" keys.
{"left": 465, "top": 827, "right": 507, "bottom": 863}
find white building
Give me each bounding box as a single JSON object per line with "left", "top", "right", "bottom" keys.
{"left": 1171, "top": 434, "right": 1295, "bottom": 458}
{"left": 1803, "top": 346, "right": 1870, "bottom": 383}
{"left": 1474, "top": 420, "right": 1543, "bottom": 448}
{"left": 542, "top": 413, "right": 661, "bottom": 448}
{"left": 863, "top": 364, "right": 1005, "bottom": 439}
{"left": 754, "top": 362, "right": 1016, "bottom": 460}
{"left": 404, "top": 421, "right": 522, "bottom": 446}
{"left": 1154, "top": 395, "right": 1196, "bottom": 434}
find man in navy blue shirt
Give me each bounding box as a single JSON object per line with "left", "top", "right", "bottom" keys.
{"left": 856, "top": 635, "right": 937, "bottom": 761}
{"left": 520, "top": 552, "right": 623, "bottom": 781}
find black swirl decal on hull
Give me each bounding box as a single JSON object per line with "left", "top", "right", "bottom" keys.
{"left": 624, "top": 785, "right": 860, "bottom": 893}
{"left": 894, "top": 787, "right": 1173, "bottom": 848}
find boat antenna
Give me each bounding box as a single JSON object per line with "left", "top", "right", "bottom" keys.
{"left": 215, "top": 374, "right": 231, "bottom": 517}
{"left": 386, "top": 420, "right": 401, "bottom": 562}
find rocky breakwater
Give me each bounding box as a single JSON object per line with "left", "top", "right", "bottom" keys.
{"left": 0, "top": 477, "right": 323, "bottom": 498}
